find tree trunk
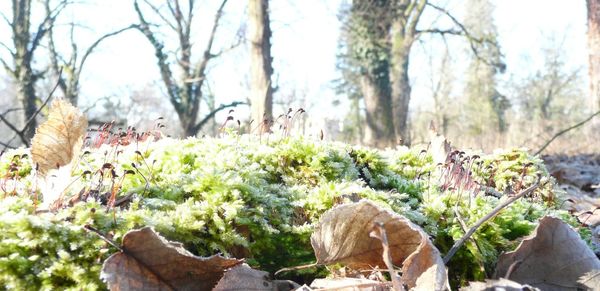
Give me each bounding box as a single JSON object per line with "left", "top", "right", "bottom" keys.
{"left": 588, "top": 0, "right": 600, "bottom": 109}
{"left": 361, "top": 74, "right": 395, "bottom": 148}
{"left": 390, "top": 31, "right": 413, "bottom": 145}
{"left": 249, "top": 0, "right": 273, "bottom": 124}
{"left": 15, "top": 64, "right": 37, "bottom": 141}
{"left": 13, "top": 0, "right": 38, "bottom": 143}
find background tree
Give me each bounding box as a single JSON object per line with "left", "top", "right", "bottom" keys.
{"left": 389, "top": 0, "right": 426, "bottom": 145}
{"left": 588, "top": 0, "right": 600, "bottom": 111}
{"left": 0, "top": 0, "right": 67, "bottom": 145}
{"left": 248, "top": 0, "right": 274, "bottom": 124}
{"left": 45, "top": 0, "right": 136, "bottom": 106}
{"left": 339, "top": 0, "right": 496, "bottom": 147}
{"left": 339, "top": 0, "right": 395, "bottom": 148}
{"left": 511, "top": 38, "right": 585, "bottom": 150}
{"left": 462, "top": 0, "right": 508, "bottom": 137}
{"left": 134, "top": 0, "right": 245, "bottom": 137}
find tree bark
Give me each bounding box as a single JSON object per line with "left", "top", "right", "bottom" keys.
{"left": 12, "top": 0, "right": 38, "bottom": 143}
{"left": 361, "top": 74, "right": 395, "bottom": 148}
{"left": 588, "top": 0, "right": 600, "bottom": 109}
{"left": 389, "top": 0, "right": 426, "bottom": 146}
{"left": 390, "top": 45, "right": 412, "bottom": 145}
{"left": 248, "top": 0, "right": 273, "bottom": 124}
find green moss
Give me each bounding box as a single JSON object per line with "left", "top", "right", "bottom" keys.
{"left": 0, "top": 135, "right": 586, "bottom": 289}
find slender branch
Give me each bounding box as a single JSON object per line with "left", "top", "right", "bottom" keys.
{"left": 424, "top": 2, "right": 502, "bottom": 70}
{"left": 0, "top": 41, "right": 15, "bottom": 57}
{"left": 0, "top": 140, "right": 15, "bottom": 149}
{"left": 30, "top": 0, "right": 69, "bottom": 54}
{"left": 416, "top": 28, "right": 462, "bottom": 35}
{"left": 190, "top": 101, "right": 248, "bottom": 134}
{"left": 534, "top": 110, "right": 600, "bottom": 156}
{"left": 83, "top": 225, "right": 122, "bottom": 251}
{"left": 21, "top": 71, "right": 62, "bottom": 132}
{"left": 134, "top": 0, "right": 180, "bottom": 109}
{"left": 406, "top": 0, "right": 427, "bottom": 37}
{"left": 0, "top": 57, "right": 14, "bottom": 76}
{"left": 141, "top": 0, "right": 178, "bottom": 31}
{"left": 0, "top": 68, "right": 64, "bottom": 148}
{"left": 274, "top": 262, "right": 319, "bottom": 276}
{"left": 0, "top": 114, "right": 24, "bottom": 144}
{"left": 76, "top": 24, "right": 138, "bottom": 80}
{"left": 443, "top": 178, "right": 542, "bottom": 264}
{"left": 0, "top": 10, "right": 11, "bottom": 27}
{"left": 192, "top": 0, "right": 228, "bottom": 82}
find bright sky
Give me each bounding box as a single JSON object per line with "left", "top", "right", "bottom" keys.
{"left": 0, "top": 0, "right": 590, "bottom": 134}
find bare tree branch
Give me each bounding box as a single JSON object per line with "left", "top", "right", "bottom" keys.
{"left": 134, "top": 0, "right": 180, "bottom": 107}
{"left": 0, "top": 10, "right": 11, "bottom": 27}
{"left": 423, "top": 2, "right": 504, "bottom": 71}
{"left": 406, "top": 0, "right": 427, "bottom": 38}
{"left": 0, "top": 41, "right": 16, "bottom": 57}
{"left": 534, "top": 110, "right": 600, "bottom": 156}
{"left": 416, "top": 28, "right": 462, "bottom": 35}
{"left": 0, "top": 68, "right": 63, "bottom": 147}
{"left": 0, "top": 113, "right": 24, "bottom": 144}
{"left": 30, "top": 0, "right": 69, "bottom": 55}
{"left": 0, "top": 57, "right": 14, "bottom": 76}
{"left": 141, "top": 0, "right": 177, "bottom": 31}
{"left": 76, "top": 24, "right": 138, "bottom": 81}
{"left": 191, "top": 101, "right": 247, "bottom": 134}
{"left": 192, "top": 0, "right": 228, "bottom": 84}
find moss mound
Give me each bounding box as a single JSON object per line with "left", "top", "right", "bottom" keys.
{"left": 0, "top": 135, "right": 581, "bottom": 289}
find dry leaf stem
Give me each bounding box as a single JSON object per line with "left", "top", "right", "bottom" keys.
{"left": 370, "top": 222, "right": 404, "bottom": 291}
{"left": 443, "top": 178, "right": 541, "bottom": 264}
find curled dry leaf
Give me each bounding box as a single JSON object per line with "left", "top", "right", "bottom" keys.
{"left": 311, "top": 200, "right": 448, "bottom": 290}
{"left": 494, "top": 216, "right": 600, "bottom": 291}
{"left": 310, "top": 278, "right": 390, "bottom": 291}
{"left": 31, "top": 98, "right": 87, "bottom": 175}
{"left": 578, "top": 271, "right": 600, "bottom": 290}
{"left": 213, "top": 263, "right": 299, "bottom": 291}
{"left": 460, "top": 278, "right": 540, "bottom": 291}
{"left": 101, "top": 227, "right": 242, "bottom": 291}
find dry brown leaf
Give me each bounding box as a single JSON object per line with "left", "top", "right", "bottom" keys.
{"left": 460, "top": 278, "right": 540, "bottom": 291}
{"left": 578, "top": 271, "right": 600, "bottom": 290}
{"left": 31, "top": 98, "right": 87, "bottom": 175}
{"left": 311, "top": 200, "right": 448, "bottom": 290}
{"left": 309, "top": 278, "right": 390, "bottom": 291}
{"left": 101, "top": 227, "right": 242, "bottom": 291}
{"left": 494, "top": 216, "right": 600, "bottom": 291}
{"left": 213, "top": 264, "right": 299, "bottom": 291}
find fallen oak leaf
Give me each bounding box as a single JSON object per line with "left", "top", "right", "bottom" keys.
{"left": 578, "top": 270, "right": 600, "bottom": 290}
{"left": 310, "top": 278, "right": 391, "bottom": 290}
{"left": 31, "top": 98, "right": 87, "bottom": 175}
{"left": 310, "top": 200, "right": 448, "bottom": 290}
{"left": 100, "top": 227, "right": 242, "bottom": 291}
{"left": 460, "top": 278, "right": 540, "bottom": 291}
{"left": 213, "top": 263, "right": 299, "bottom": 291}
{"left": 494, "top": 216, "right": 600, "bottom": 291}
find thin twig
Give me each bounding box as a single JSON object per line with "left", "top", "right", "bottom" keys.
{"left": 443, "top": 178, "right": 542, "bottom": 264}
{"left": 534, "top": 110, "right": 600, "bottom": 156}
{"left": 274, "top": 262, "right": 319, "bottom": 276}
{"left": 83, "top": 224, "right": 122, "bottom": 251}
{"left": 370, "top": 222, "right": 404, "bottom": 291}
{"left": 0, "top": 68, "right": 63, "bottom": 149}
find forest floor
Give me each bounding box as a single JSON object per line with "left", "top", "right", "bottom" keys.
{"left": 543, "top": 154, "right": 600, "bottom": 251}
